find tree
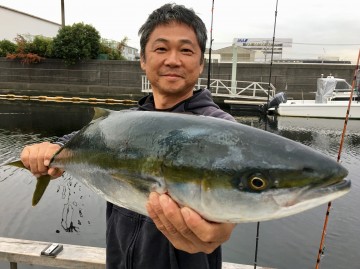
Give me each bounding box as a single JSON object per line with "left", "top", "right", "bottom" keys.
{"left": 52, "top": 22, "right": 101, "bottom": 65}
{"left": 29, "top": 35, "right": 53, "bottom": 58}
{"left": 0, "top": 39, "right": 16, "bottom": 57}
{"left": 99, "top": 37, "right": 128, "bottom": 60}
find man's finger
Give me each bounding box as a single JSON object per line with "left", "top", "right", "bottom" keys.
{"left": 37, "top": 144, "right": 49, "bottom": 174}
{"left": 28, "top": 145, "right": 40, "bottom": 174}
{"left": 44, "top": 143, "right": 60, "bottom": 167}
{"left": 181, "top": 207, "right": 236, "bottom": 243}
{"left": 148, "top": 193, "right": 179, "bottom": 235}
{"left": 158, "top": 195, "right": 193, "bottom": 237}
{"left": 20, "top": 146, "right": 30, "bottom": 168}
{"left": 147, "top": 194, "right": 189, "bottom": 238}
{"left": 48, "top": 167, "right": 63, "bottom": 178}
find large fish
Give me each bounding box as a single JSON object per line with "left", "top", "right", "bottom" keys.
{"left": 9, "top": 108, "right": 350, "bottom": 223}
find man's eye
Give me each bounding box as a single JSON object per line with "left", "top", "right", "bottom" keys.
{"left": 181, "top": 49, "right": 193, "bottom": 55}
{"left": 155, "top": 47, "right": 166, "bottom": 52}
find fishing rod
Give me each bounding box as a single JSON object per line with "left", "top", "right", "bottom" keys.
{"left": 207, "top": 0, "right": 215, "bottom": 89}
{"left": 253, "top": 221, "right": 260, "bottom": 269}
{"left": 266, "top": 0, "right": 279, "bottom": 104}
{"left": 254, "top": 2, "right": 279, "bottom": 269}
{"left": 315, "top": 48, "right": 360, "bottom": 269}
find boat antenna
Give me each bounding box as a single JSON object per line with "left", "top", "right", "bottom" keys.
{"left": 266, "top": 0, "right": 279, "bottom": 105}
{"left": 315, "top": 48, "right": 360, "bottom": 269}
{"left": 207, "top": 0, "right": 215, "bottom": 89}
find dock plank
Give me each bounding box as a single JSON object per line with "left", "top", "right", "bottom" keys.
{"left": 0, "top": 237, "right": 105, "bottom": 268}
{"left": 0, "top": 237, "right": 274, "bottom": 269}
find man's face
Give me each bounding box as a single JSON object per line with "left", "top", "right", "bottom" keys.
{"left": 140, "top": 22, "right": 204, "bottom": 100}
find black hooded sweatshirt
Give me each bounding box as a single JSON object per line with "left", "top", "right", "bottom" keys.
{"left": 56, "top": 88, "right": 235, "bottom": 269}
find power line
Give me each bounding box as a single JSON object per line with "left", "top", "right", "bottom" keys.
{"left": 288, "top": 42, "right": 360, "bottom": 46}
{"left": 210, "top": 41, "right": 360, "bottom": 47}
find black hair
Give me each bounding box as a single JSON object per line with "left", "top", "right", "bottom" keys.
{"left": 138, "top": 3, "right": 207, "bottom": 63}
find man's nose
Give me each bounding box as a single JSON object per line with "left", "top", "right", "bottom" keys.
{"left": 164, "top": 50, "right": 181, "bottom": 66}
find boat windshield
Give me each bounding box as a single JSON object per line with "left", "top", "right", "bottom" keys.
{"left": 334, "top": 80, "right": 351, "bottom": 92}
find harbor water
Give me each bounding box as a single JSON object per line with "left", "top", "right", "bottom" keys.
{"left": 0, "top": 100, "right": 359, "bottom": 269}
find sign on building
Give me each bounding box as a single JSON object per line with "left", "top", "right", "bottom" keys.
{"left": 233, "top": 38, "right": 292, "bottom": 56}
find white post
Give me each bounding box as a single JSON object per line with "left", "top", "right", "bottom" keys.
{"left": 231, "top": 43, "right": 237, "bottom": 95}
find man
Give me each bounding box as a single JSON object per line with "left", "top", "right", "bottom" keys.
{"left": 21, "top": 3, "right": 237, "bottom": 269}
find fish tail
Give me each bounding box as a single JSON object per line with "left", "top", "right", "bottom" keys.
{"left": 32, "top": 175, "right": 51, "bottom": 206}
{"left": 6, "top": 160, "right": 26, "bottom": 169}
{"left": 4, "top": 160, "right": 51, "bottom": 206}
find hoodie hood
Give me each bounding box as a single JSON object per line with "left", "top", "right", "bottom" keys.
{"left": 137, "top": 89, "right": 236, "bottom": 122}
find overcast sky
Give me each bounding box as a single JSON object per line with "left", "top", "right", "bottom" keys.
{"left": 1, "top": 0, "right": 359, "bottom": 62}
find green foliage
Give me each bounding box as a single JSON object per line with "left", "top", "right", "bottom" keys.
{"left": 99, "top": 41, "right": 112, "bottom": 55}
{"left": 4, "top": 25, "right": 129, "bottom": 64}
{"left": 108, "top": 49, "right": 126, "bottom": 60}
{"left": 29, "top": 35, "right": 53, "bottom": 57}
{"left": 99, "top": 37, "right": 128, "bottom": 60}
{"left": 0, "top": 39, "right": 16, "bottom": 57}
{"left": 52, "top": 22, "right": 101, "bottom": 65}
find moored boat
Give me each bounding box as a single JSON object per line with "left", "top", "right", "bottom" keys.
{"left": 268, "top": 74, "right": 360, "bottom": 119}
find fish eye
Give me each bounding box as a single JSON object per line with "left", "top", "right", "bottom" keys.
{"left": 248, "top": 174, "right": 269, "bottom": 191}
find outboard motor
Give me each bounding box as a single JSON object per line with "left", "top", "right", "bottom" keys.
{"left": 267, "top": 92, "right": 287, "bottom": 109}
{"left": 260, "top": 92, "right": 287, "bottom": 115}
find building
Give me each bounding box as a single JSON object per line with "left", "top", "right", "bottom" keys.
{"left": 234, "top": 38, "right": 292, "bottom": 61}
{"left": 205, "top": 46, "right": 255, "bottom": 63}
{"left": 205, "top": 38, "right": 294, "bottom": 63}
{"left": 0, "top": 5, "right": 61, "bottom": 42}
{"left": 1, "top": 5, "right": 139, "bottom": 61}
{"left": 122, "top": 45, "right": 139, "bottom": 61}
{"left": 100, "top": 38, "right": 139, "bottom": 61}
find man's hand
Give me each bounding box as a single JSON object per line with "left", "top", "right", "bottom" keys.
{"left": 20, "top": 142, "right": 63, "bottom": 178}
{"left": 146, "top": 192, "right": 236, "bottom": 254}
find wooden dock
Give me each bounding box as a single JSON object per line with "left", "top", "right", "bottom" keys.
{"left": 0, "top": 237, "right": 275, "bottom": 269}
{"left": 224, "top": 99, "right": 268, "bottom": 113}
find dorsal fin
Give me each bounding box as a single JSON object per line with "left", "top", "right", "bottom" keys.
{"left": 93, "top": 107, "right": 111, "bottom": 121}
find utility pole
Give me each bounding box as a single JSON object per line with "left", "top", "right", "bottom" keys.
{"left": 61, "top": 0, "right": 65, "bottom": 27}
{"left": 207, "top": 0, "right": 215, "bottom": 89}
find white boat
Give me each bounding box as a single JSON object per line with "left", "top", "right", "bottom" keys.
{"left": 276, "top": 100, "right": 360, "bottom": 119}
{"left": 269, "top": 74, "right": 360, "bottom": 119}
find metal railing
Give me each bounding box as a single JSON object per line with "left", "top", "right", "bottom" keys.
{"left": 198, "top": 78, "right": 275, "bottom": 100}
{"left": 141, "top": 76, "right": 276, "bottom": 101}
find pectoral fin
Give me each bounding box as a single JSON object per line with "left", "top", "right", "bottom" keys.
{"left": 110, "top": 173, "right": 165, "bottom": 193}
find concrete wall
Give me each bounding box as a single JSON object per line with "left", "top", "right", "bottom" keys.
{"left": 0, "top": 58, "right": 355, "bottom": 101}
{"left": 0, "top": 58, "right": 146, "bottom": 100}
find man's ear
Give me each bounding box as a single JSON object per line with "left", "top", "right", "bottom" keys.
{"left": 199, "top": 61, "right": 204, "bottom": 75}
{"left": 140, "top": 54, "right": 146, "bottom": 71}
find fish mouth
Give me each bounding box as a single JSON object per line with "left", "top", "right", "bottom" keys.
{"left": 326, "top": 178, "right": 351, "bottom": 188}
{"left": 313, "top": 177, "right": 351, "bottom": 194}
{"left": 272, "top": 178, "right": 351, "bottom": 209}
{"left": 307, "top": 178, "right": 350, "bottom": 202}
